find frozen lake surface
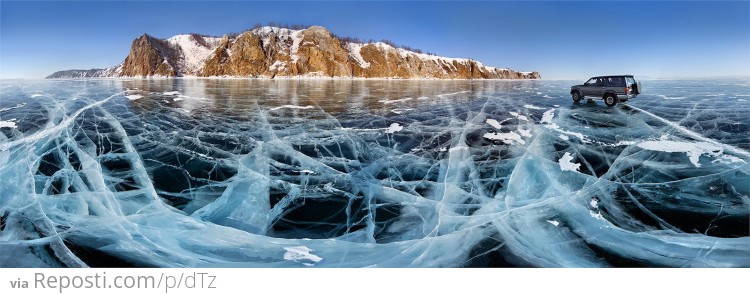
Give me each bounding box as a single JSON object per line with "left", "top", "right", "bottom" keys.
{"left": 0, "top": 78, "right": 748, "bottom": 267}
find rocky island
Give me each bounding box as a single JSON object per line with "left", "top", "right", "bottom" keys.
{"left": 47, "top": 26, "right": 540, "bottom": 79}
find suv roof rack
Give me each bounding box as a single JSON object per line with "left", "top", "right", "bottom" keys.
{"left": 591, "top": 75, "right": 634, "bottom": 79}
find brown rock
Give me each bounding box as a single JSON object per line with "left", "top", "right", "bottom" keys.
{"left": 120, "top": 34, "right": 177, "bottom": 77}
{"left": 202, "top": 35, "right": 231, "bottom": 76}
{"left": 294, "top": 26, "right": 351, "bottom": 77}
{"left": 97, "top": 26, "right": 541, "bottom": 80}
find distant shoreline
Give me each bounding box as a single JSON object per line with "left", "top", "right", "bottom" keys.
{"left": 7, "top": 76, "right": 750, "bottom": 81}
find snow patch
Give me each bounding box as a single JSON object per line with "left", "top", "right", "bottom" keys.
{"left": 270, "top": 105, "right": 314, "bottom": 111}
{"left": 509, "top": 112, "right": 529, "bottom": 121}
{"left": 713, "top": 154, "right": 746, "bottom": 164}
{"left": 0, "top": 120, "right": 18, "bottom": 129}
{"left": 283, "top": 246, "right": 322, "bottom": 266}
{"left": 590, "top": 198, "right": 599, "bottom": 209}
{"left": 346, "top": 43, "right": 371, "bottom": 68}
{"left": 449, "top": 146, "right": 469, "bottom": 152}
{"left": 384, "top": 123, "right": 404, "bottom": 134}
{"left": 635, "top": 140, "right": 739, "bottom": 167}
{"left": 269, "top": 60, "right": 288, "bottom": 71}
{"left": 547, "top": 220, "right": 560, "bottom": 227}
{"left": 589, "top": 210, "right": 605, "bottom": 221}
{"left": 486, "top": 119, "right": 503, "bottom": 129}
{"left": 524, "top": 104, "right": 544, "bottom": 110}
{"left": 546, "top": 123, "right": 591, "bottom": 143}
{"left": 391, "top": 108, "right": 413, "bottom": 114}
{"left": 558, "top": 152, "right": 580, "bottom": 172}
{"left": 125, "top": 95, "right": 143, "bottom": 100}
{"left": 656, "top": 94, "right": 686, "bottom": 100}
{"left": 289, "top": 30, "right": 304, "bottom": 62}
{"left": 379, "top": 98, "right": 412, "bottom": 104}
{"left": 0, "top": 103, "right": 26, "bottom": 112}
{"left": 484, "top": 131, "right": 525, "bottom": 145}
{"left": 436, "top": 91, "right": 471, "bottom": 98}
{"left": 613, "top": 140, "right": 638, "bottom": 146}
{"left": 541, "top": 109, "right": 555, "bottom": 124}
{"left": 167, "top": 34, "right": 223, "bottom": 75}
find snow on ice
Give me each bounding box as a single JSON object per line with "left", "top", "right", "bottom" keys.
{"left": 384, "top": 123, "right": 404, "bottom": 134}
{"left": 558, "top": 152, "right": 580, "bottom": 172}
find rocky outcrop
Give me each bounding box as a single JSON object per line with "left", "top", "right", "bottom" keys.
{"left": 202, "top": 35, "right": 232, "bottom": 76}
{"left": 202, "top": 32, "right": 268, "bottom": 77}
{"left": 119, "top": 34, "right": 177, "bottom": 77}
{"left": 350, "top": 43, "right": 541, "bottom": 79}
{"left": 48, "top": 26, "right": 540, "bottom": 79}
{"left": 203, "top": 26, "right": 352, "bottom": 78}
{"left": 294, "top": 26, "right": 352, "bottom": 77}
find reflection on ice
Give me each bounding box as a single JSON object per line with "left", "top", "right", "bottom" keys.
{"left": 0, "top": 78, "right": 748, "bottom": 267}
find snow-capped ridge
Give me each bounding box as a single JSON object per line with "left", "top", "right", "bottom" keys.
{"left": 47, "top": 25, "right": 541, "bottom": 79}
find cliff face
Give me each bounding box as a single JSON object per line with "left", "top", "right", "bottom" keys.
{"left": 203, "top": 26, "right": 353, "bottom": 77}
{"left": 203, "top": 32, "right": 267, "bottom": 77}
{"left": 294, "top": 26, "right": 352, "bottom": 77}
{"left": 200, "top": 26, "right": 539, "bottom": 79}
{"left": 350, "top": 43, "right": 537, "bottom": 79}
{"left": 119, "top": 34, "right": 177, "bottom": 77}
{"left": 47, "top": 26, "right": 540, "bottom": 79}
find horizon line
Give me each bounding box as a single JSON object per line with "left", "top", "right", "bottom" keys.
{"left": 2, "top": 75, "right": 749, "bottom": 81}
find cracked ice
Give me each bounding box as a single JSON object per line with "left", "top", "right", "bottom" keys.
{"left": 0, "top": 78, "right": 748, "bottom": 268}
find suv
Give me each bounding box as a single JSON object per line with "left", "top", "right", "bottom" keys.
{"left": 570, "top": 75, "right": 641, "bottom": 106}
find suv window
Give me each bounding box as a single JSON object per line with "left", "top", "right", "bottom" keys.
{"left": 585, "top": 78, "right": 597, "bottom": 86}
{"left": 606, "top": 77, "right": 625, "bottom": 87}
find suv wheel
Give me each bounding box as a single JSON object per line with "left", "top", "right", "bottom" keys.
{"left": 572, "top": 91, "right": 582, "bottom": 102}
{"left": 604, "top": 94, "right": 618, "bottom": 107}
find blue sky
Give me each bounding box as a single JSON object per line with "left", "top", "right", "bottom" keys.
{"left": 1, "top": 0, "right": 748, "bottom": 79}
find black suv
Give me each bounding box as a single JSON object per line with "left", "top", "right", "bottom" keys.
{"left": 570, "top": 75, "right": 641, "bottom": 106}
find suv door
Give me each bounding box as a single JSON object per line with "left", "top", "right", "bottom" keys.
{"left": 590, "top": 77, "right": 605, "bottom": 97}
{"left": 581, "top": 78, "right": 599, "bottom": 96}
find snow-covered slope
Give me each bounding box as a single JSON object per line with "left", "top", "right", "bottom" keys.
{"left": 46, "top": 65, "right": 122, "bottom": 79}
{"left": 250, "top": 27, "right": 305, "bottom": 62}
{"left": 166, "top": 34, "right": 223, "bottom": 75}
